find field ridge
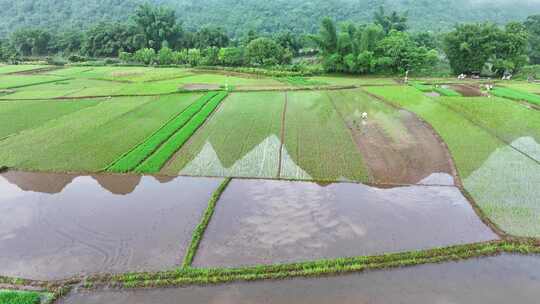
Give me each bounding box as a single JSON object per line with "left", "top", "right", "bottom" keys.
{"left": 106, "top": 92, "right": 218, "bottom": 173}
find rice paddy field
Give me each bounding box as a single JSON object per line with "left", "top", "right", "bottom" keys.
{"left": 0, "top": 65, "right": 539, "bottom": 303}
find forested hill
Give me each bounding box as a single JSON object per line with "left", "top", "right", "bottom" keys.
{"left": 2, "top": 0, "right": 540, "bottom": 38}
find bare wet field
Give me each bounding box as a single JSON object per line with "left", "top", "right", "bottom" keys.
{"left": 331, "top": 90, "right": 455, "bottom": 185}
{"left": 60, "top": 254, "right": 540, "bottom": 304}
{"left": 193, "top": 179, "right": 497, "bottom": 268}
{"left": 449, "top": 84, "right": 484, "bottom": 97}
{"left": 0, "top": 171, "right": 222, "bottom": 280}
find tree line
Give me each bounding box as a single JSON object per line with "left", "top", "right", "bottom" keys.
{"left": 1, "top": 3, "right": 540, "bottom": 76}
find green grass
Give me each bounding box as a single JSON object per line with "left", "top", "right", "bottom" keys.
{"left": 434, "top": 86, "right": 461, "bottom": 97}
{"left": 311, "top": 75, "right": 397, "bottom": 86}
{"left": 136, "top": 92, "right": 229, "bottom": 173}
{"left": 0, "top": 78, "right": 126, "bottom": 99}
{"left": 107, "top": 92, "right": 217, "bottom": 173}
{"left": 0, "top": 290, "right": 41, "bottom": 304}
{"left": 365, "top": 86, "right": 540, "bottom": 237}
{"left": 502, "top": 81, "right": 540, "bottom": 94}
{"left": 278, "top": 76, "right": 327, "bottom": 86}
{"left": 163, "top": 92, "right": 284, "bottom": 178}
{"left": 0, "top": 75, "right": 68, "bottom": 89}
{"left": 182, "top": 178, "right": 232, "bottom": 267}
{"left": 410, "top": 82, "right": 433, "bottom": 92}
{"left": 491, "top": 87, "right": 540, "bottom": 106}
{"left": 439, "top": 96, "right": 540, "bottom": 161}
{"left": 0, "top": 94, "right": 200, "bottom": 172}
{"left": 281, "top": 91, "right": 369, "bottom": 182}
{"left": 0, "top": 65, "right": 49, "bottom": 75}
{"left": 0, "top": 100, "right": 101, "bottom": 139}
{"left": 86, "top": 240, "right": 539, "bottom": 289}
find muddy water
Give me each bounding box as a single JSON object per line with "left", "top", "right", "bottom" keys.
{"left": 193, "top": 179, "right": 497, "bottom": 267}
{"left": 334, "top": 91, "right": 455, "bottom": 185}
{"left": 449, "top": 84, "right": 483, "bottom": 97}
{"left": 60, "top": 254, "right": 540, "bottom": 304}
{"left": 0, "top": 171, "right": 222, "bottom": 280}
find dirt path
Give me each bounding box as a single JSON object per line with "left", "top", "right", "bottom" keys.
{"left": 449, "top": 84, "right": 484, "bottom": 97}
{"left": 329, "top": 91, "right": 455, "bottom": 185}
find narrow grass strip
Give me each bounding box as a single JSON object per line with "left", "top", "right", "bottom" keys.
{"left": 182, "top": 178, "right": 232, "bottom": 268}
{"left": 85, "top": 239, "right": 539, "bottom": 289}
{"left": 0, "top": 289, "right": 41, "bottom": 304}
{"left": 434, "top": 86, "right": 461, "bottom": 97}
{"left": 135, "top": 91, "right": 228, "bottom": 173}
{"left": 409, "top": 82, "right": 433, "bottom": 92}
{"left": 491, "top": 87, "right": 540, "bottom": 106}
{"left": 106, "top": 92, "right": 218, "bottom": 172}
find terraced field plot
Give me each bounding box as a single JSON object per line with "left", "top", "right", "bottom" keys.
{"left": 0, "top": 74, "right": 67, "bottom": 89}
{"left": 0, "top": 64, "right": 50, "bottom": 75}
{"left": 281, "top": 91, "right": 369, "bottom": 181}
{"left": 0, "top": 78, "right": 127, "bottom": 99}
{"left": 60, "top": 255, "right": 540, "bottom": 304}
{"left": 163, "top": 92, "right": 284, "bottom": 178}
{"left": 193, "top": 179, "right": 496, "bottom": 267}
{"left": 365, "top": 86, "right": 540, "bottom": 237}
{"left": 328, "top": 89, "right": 454, "bottom": 185}
{"left": 0, "top": 94, "right": 201, "bottom": 171}
{"left": 0, "top": 99, "right": 101, "bottom": 139}
{"left": 0, "top": 171, "right": 222, "bottom": 280}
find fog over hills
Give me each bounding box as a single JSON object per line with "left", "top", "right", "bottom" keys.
{"left": 1, "top": 0, "right": 540, "bottom": 37}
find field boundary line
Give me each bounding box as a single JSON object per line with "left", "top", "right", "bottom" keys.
{"left": 105, "top": 93, "right": 218, "bottom": 172}
{"left": 362, "top": 88, "right": 513, "bottom": 239}
{"left": 135, "top": 92, "right": 228, "bottom": 173}
{"left": 181, "top": 177, "right": 232, "bottom": 267}
{"left": 439, "top": 100, "right": 540, "bottom": 166}
{"left": 160, "top": 93, "right": 227, "bottom": 173}
{"left": 3, "top": 77, "right": 73, "bottom": 90}
{"left": 277, "top": 91, "right": 288, "bottom": 178}
{"left": 325, "top": 91, "right": 374, "bottom": 183}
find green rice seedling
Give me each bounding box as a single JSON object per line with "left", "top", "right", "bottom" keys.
{"left": 163, "top": 91, "right": 284, "bottom": 178}
{"left": 0, "top": 100, "right": 101, "bottom": 139}
{"left": 279, "top": 76, "right": 328, "bottom": 86}
{"left": 434, "top": 86, "right": 461, "bottom": 97}
{"left": 0, "top": 95, "right": 199, "bottom": 172}
{"left": 107, "top": 92, "right": 217, "bottom": 172}
{"left": 182, "top": 178, "right": 232, "bottom": 267}
{"left": 491, "top": 87, "right": 540, "bottom": 106}
{"left": 0, "top": 290, "right": 41, "bottom": 304}
{"left": 365, "top": 86, "right": 540, "bottom": 237}
{"left": 410, "top": 82, "right": 434, "bottom": 92}
{"left": 135, "top": 92, "right": 228, "bottom": 173}
{"left": 0, "top": 75, "right": 69, "bottom": 89}
{"left": 0, "top": 65, "right": 50, "bottom": 75}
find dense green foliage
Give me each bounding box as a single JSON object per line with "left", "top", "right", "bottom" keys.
{"left": 0, "top": 290, "right": 41, "bottom": 304}
{"left": 443, "top": 23, "right": 529, "bottom": 75}
{"left": 2, "top": 0, "right": 540, "bottom": 38}
{"left": 524, "top": 15, "right": 540, "bottom": 64}
{"left": 311, "top": 14, "right": 438, "bottom": 74}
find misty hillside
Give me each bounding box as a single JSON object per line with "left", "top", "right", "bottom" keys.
{"left": 1, "top": 0, "right": 540, "bottom": 38}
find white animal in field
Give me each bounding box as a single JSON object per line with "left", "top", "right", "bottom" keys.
{"left": 361, "top": 112, "right": 368, "bottom": 120}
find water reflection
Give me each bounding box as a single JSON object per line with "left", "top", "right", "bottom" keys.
{"left": 0, "top": 171, "right": 181, "bottom": 195}
{"left": 0, "top": 172, "right": 222, "bottom": 280}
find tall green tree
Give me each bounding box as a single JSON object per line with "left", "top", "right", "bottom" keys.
{"left": 443, "top": 23, "right": 499, "bottom": 74}
{"left": 81, "top": 22, "right": 138, "bottom": 57}
{"left": 524, "top": 15, "right": 540, "bottom": 64}
{"left": 246, "top": 37, "right": 288, "bottom": 66}
{"left": 193, "top": 26, "right": 229, "bottom": 49}
{"left": 373, "top": 6, "right": 408, "bottom": 34}
{"left": 132, "top": 4, "right": 183, "bottom": 50}
{"left": 492, "top": 22, "right": 529, "bottom": 75}
{"left": 10, "top": 29, "right": 52, "bottom": 56}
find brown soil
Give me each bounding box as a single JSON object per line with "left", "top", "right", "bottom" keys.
{"left": 449, "top": 84, "right": 484, "bottom": 97}
{"left": 183, "top": 83, "right": 221, "bottom": 91}
{"left": 329, "top": 91, "right": 455, "bottom": 185}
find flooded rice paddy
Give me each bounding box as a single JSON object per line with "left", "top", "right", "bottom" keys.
{"left": 193, "top": 179, "right": 497, "bottom": 267}
{"left": 0, "top": 171, "right": 222, "bottom": 280}
{"left": 60, "top": 254, "right": 540, "bottom": 304}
